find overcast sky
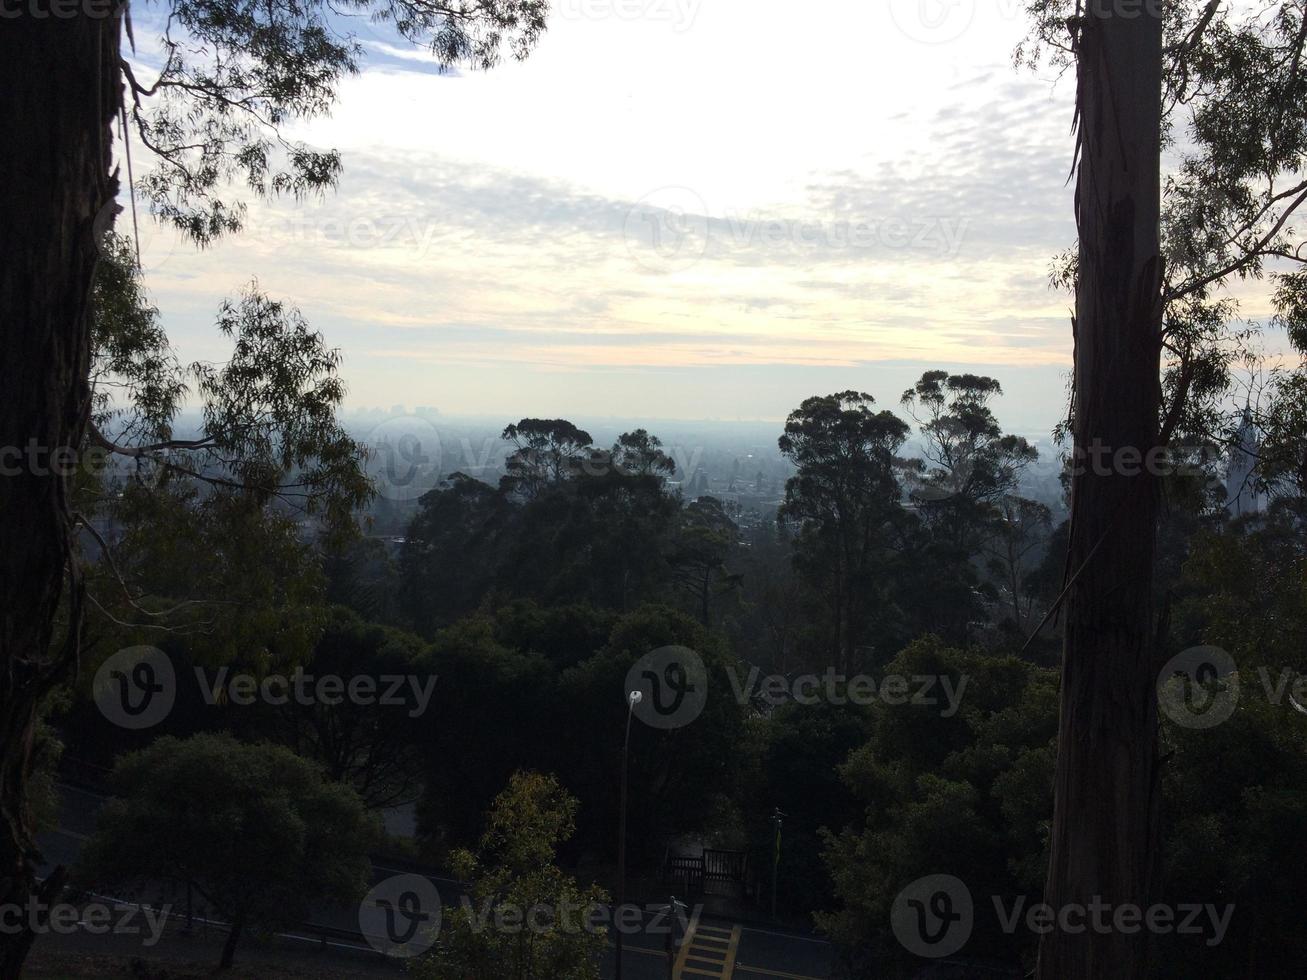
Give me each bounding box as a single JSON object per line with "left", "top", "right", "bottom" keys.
{"left": 119, "top": 1, "right": 1268, "bottom": 434}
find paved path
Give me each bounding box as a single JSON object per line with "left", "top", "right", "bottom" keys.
{"left": 599, "top": 915, "right": 833, "bottom": 980}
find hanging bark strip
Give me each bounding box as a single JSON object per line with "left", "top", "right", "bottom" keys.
{"left": 1038, "top": 1, "right": 1166, "bottom": 977}
{"left": 0, "top": 4, "right": 123, "bottom": 975}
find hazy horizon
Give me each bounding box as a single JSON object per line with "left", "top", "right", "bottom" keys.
{"left": 112, "top": 0, "right": 1281, "bottom": 431}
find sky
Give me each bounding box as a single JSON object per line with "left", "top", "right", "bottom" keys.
{"left": 118, "top": 0, "right": 1244, "bottom": 434}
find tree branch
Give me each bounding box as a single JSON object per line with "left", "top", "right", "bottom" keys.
{"left": 1167, "top": 185, "right": 1307, "bottom": 301}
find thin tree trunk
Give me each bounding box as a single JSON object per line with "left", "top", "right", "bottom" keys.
{"left": 1008, "top": 540, "right": 1024, "bottom": 629}
{"left": 0, "top": 8, "right": 121, "bottom": 977}
{"left": 700, "top": 566, "right": 712, "bottom": 627}
{"left": 1038, "top": 3, "right": 1164, "bottom": 978}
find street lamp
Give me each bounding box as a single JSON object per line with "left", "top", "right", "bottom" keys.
{"left": 770, "top": 807, "right": 787, "bottom": 920}
{"left": 616, "top": 689, "right": 642, "bottom": 980}
{"left": 654, "top": 895, "right": 687, "bottom": 980}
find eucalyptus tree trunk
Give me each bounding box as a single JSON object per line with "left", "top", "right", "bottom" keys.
{"left": 0, "top": 7, "right": 121, "bottom": 975}
{"left": 1037, "top": 3, "right": 1165, "bottom": 978}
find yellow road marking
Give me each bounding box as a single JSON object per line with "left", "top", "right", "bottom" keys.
{"left": 673, "top": 924, "right": 703, "bottom": 977}
{"left": 720, "top": 925, "right": 742, "bottom": 976}
{"left": 627, "top": 944, "right": 668, "bottom": 958}
{"left": 674, "top": 922, "right": 742, "bottom": 978}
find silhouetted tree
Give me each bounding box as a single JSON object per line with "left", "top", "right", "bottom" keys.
{"left": 253, "top": 607, "right": 431, "bottom": 810}
{"left": 610, "top": 428, "right": 677, "bottom": 479}
{"left": 1012, "top": 9, "right": 1307, "bottom": 961}
{"left": 0, "top": 5, "right": 545, "bottom": 968}
{"left": 983, "top": 496, "right": 1055, "bottom": 635}
{"left": 500, "top": 419, "right": 594, "bottom": 499}
{"left": 402, "top": 473, "right": 513, "bottom": 635}
{"left": 669, "top": 496, "right": 742, "bottom": 626}
{"left": 1032, "top": 5, "right": 1166, "bottom": 977}
{"left": 77, "top": 733, "right": 377, "bottom": 969}
{"left": 900, "top": 371, "right": 1038, "bottom": 540}
{"left": 778, "top": 392, "right": 909, "bottom": 672}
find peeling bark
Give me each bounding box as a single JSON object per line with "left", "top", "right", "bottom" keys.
{"left": 0, "top": 7, "right": 122, "bottom": 976}
{"left": 1037, "top": 3, "right": 1165, "bottom": 978}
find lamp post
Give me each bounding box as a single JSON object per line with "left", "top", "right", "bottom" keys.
{"left": 770, "top": 807, "right": 786, "bottom": 920}
{"left": 616, "top": 688, "right": 642, "bottom": 980}
{"left": 657, "top": 895, "right": 687, "bottom": 980}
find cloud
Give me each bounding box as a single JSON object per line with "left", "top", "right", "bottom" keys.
{"left": 121, "top": 1, "right": 1098, "bottom": 423}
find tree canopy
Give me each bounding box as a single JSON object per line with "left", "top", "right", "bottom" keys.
{"left": 76, "top": 732, "right": 379, "bottom": 969}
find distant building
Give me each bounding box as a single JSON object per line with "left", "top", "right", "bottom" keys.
{"left": 1226, "top": 407, "right": 1265, "bottom": 517}
{"left": 688, "top": 467, "right": 709, "bottom": 497}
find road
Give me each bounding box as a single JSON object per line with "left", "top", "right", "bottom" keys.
{"left": 590, "top": 913, "right": 837, "bottom": 979}
{"left": 37, "top": 783, "right": 835, "bottom": 978}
